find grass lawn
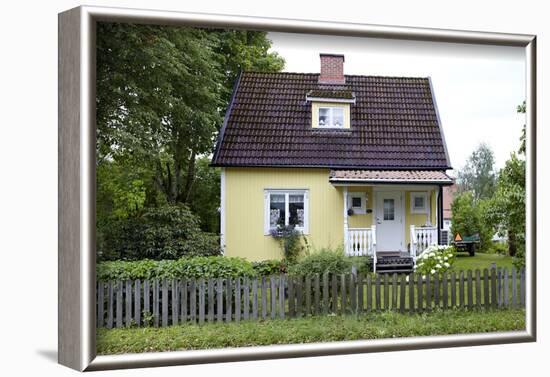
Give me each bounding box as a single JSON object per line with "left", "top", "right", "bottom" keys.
{"left": 97, "top": 308, "right": 525, "bottom": 354}
{"left": 451, "top": 253, "right": 514, "bottom": 272}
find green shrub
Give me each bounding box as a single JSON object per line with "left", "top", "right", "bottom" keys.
{"left": 414, "top": 245, "right": 456, "bottom": 276}
{"left": 97, "top": 256, "right": 256, "bottom": 281}
{"left": 287, "top": 248, "right": 352, "bottom": 276}
{"left": 488, "top": 242, "right": 508, "bottom": 255}
{"left": 252, "top": 259, "right": 288, "bottom": 276}
{"left": 98, "top": 204, "right": 221, "bottom": 261}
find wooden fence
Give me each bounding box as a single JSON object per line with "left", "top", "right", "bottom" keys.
{"left": 97, "top": 268, "right": 525, "bottom": 328}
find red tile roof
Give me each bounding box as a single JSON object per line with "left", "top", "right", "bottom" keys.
{"left": 212, "top": 72, "right": 451, "bottom": 169}
{"left": 329, "top": 169, "right": 454, "bottom": 184}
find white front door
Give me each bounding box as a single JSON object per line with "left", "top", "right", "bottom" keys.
{"left": 375, "top": 191, "right": 404, "bottom": 252}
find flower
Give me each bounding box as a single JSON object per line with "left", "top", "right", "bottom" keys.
{"left": 430, "top": 269, "right": 436, "bottom": 274}
{"left": 436, "top": 263, "right": 442, "bottom": 268}
{"left": 444, "top": 262, "right": 450, "bottom": 267}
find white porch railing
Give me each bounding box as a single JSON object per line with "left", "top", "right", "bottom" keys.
{"left": 410, "top": 225, "right": 438, "bottom": 261}
{"left": 345, "top": 226, "right": 377, "bottom": 271}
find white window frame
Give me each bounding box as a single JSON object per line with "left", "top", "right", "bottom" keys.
{"left": 317, "top": 106, "right": 345, "bottom": 128}
{"left": 410, "top": 192, "right": 429, "bottom": 214}
{"left": 264, "top": 189, "right": 309, "bottom": 235}
{"left": 348, "top": 192, "right": 367, "bottom": 214}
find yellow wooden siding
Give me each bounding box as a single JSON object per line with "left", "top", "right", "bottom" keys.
{"left": 404, "top": 190, "right": 438, "bottom": 246}
{"left": 224, "top": 168, "right": 344, "bottom": 261}
{"left": 311, "top": 102, "right": 351, "bottom": 129}
{"left": 224, "top": 167, "right": 440, "bottom": 260}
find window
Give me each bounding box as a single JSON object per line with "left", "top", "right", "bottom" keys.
{"left": 383, "top": 199, "right": 395, "bottom": 220}
{"left": 410, "top": 192, "right": 428, "bottom": 214}
{"left": 348, "top": 192, "right": 367, "bottom": 214}
{"left": 265, "top": 190, "right": 309, "bottom": 234}
{"left": 318, "top": 106, "right": 345, "bottom": 128}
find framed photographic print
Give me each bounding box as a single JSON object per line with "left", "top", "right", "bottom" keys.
{"left": 58, "top": 5, "right": 536, "bottom": 371}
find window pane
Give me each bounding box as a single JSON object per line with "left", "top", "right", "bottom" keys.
{"left": 289, "top": 194, "right": 304, "bottom": 227}
{"left": 352, "top": 197, "right": 362, "bottom": 208}
{"left": 414, "top": 196, "right": 424, "bottom": 209}
{"left": 383, "top": 199, "right": 395, "bottom": 220}
{"left": 270, "top": 194, "right": 285, "bottom": 228}
{"left": 319, "top": 108, "right": 329, "bottom": 126}
{"left": 332, "top": 107, "right": 344, "bottom": 127}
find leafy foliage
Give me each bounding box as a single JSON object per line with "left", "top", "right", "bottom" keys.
{"left": 98, "top": 204, "right": 220, "bottom": 261}
{"left": 450, "top": 192, "right": 494, "bottom": 252}
{"left": 414, "top": 245, "right": 456, "bottom": 275}
{"left": 252, "top": 259, "right": 288, "bottom": 275}
{"left": 97, "top": 256, "right": 257, "bottom": 281}
{"left": 287, "top": 248, "right": 352, "bottom": 276}
{"left": 270, "top": 225, "right": 309, "bottom": 262}
{"left": 457, "top": 143, "right": 497, "bottom": 200}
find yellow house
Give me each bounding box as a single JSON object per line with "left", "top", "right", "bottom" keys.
{"left": 211, "top": 54, "right": 454, "bottom": 272}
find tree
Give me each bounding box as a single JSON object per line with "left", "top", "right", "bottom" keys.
{"left": 457, "top": 143, "right": 497, "bottom": 201}
{"left": 450, "top": 192, "right": 494, "bottom": 252}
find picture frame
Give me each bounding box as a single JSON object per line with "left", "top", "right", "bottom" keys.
{"left": 58, "top": 5, "right": 537, "bottom": 371}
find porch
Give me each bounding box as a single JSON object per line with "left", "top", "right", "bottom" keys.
{"left": 345, "top": 225, "right": 439, "bottom": 272}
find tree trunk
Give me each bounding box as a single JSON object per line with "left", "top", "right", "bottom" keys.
{"left": 508, "top": 231, "right": 517, "bottom": 257}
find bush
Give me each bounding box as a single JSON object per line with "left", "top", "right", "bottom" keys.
{"left": 414, "top": 245, "right": 456, "bottom": 276}
{"left": 451, "top": 192, "right": 494, "bottom": 252}
{"left": 252, "top": 259, "right": 288, "bottom": 276}
{"left": 98, "top": 204, "right": 221, "bottom": 261}
{"left": 288, "top": 248, "right": 352, "bottom": 276}
{"left": 97, "top": 256, "right": 256, "bottom": 281}
{"left": 270, "top": 225, "right": 309, "bottom": 262}
{"left": 488, "top": 242, "right": 508, "bottom": 255}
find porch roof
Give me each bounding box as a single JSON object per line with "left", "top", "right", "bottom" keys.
{"left": 329, "top": 169, "right": 454, "bottom": 185}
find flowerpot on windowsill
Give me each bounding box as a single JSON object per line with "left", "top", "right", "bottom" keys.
{"left": 347, "top": 208, "right": 354, "bottom": 216}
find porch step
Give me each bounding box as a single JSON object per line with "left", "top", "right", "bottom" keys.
{"left": 376, "top": 255, "right": 414, "bottom": 273}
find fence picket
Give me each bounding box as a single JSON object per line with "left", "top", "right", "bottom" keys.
{"left": 235, "top": 278, "right": 241, "bottom": 322}
{"left": 350, "top": 274, "right": 357, "bottom": 313}
{"left": 116, "top": 281, "right": 123, "bottom": 328}
{"left": 425, "top": 274, "right": 431, "bottom": 312}
{"left": 170, "top": 279, "right": 178, "bottom": 326}
{"left": 153, "top": 280, "right": 159, "bottom": 327}
{"left": 459, "top": 271, "right": 465, "bottom": 309}
{"left": 491, "top": 268, "right": 497, "bottom": 309}
{"left": 225, "top": 278, "right": 232, "bottom": 322}
{"left": 399, "top": 274, "right": 406, "bottom": 313}
{"left": 189, "top": 279, "right": 196, "bottom": 323}
{"left": 367, "top": 274, "right": 372, "bottom": 312}
{"left": 296, "top": 276, "right": 303, "bottom": 317}
{"left": 134, "top": 280, "right": 141, "bottom": 326}
{"left": 450, "top": 272, "right": 456, "bottom": 308}
{"left": 288, "top": 277, "right": 295, "bottom": 317}
{"left": 208, "top": 279, "right": 215, "bottom": 322}
{"left": 97, "top": 282, "right": 104, "bottom": 328}
{"left": 217, "top": 278, "right": 223, "bottom": 323}
{"left": 383, "top": 274, "right": 389, "bottom": 310}
{"left": 142, "top": 280, "right": 149, "bottom": 326}
{"left": 314, "top": 274, "right": 320, "bottom": 315}
{"left": 511, "top": 268, "right": 517, "bottom": 308}
{"left": 466, "top": 271, "right": 473, "bottom": 309}
{"left": 181, "top": 279, "right": 188, "bottom": 323}
{"left": 198, "top": 279, "right": 206, "bottom": 325}
{"left": 261, "top": 277, "right": 267, "bottom": 320}
{"left": 497, "top": 268, "right": 502, "bottom": 307}
{"left": 357, "top": 273, "right": 364, "bottom": 313}
{"left": 331, "top": 274, "right": 338, "bottom": 313}
{"left": 305, "top": 276, "right": 311, "bottom": 316}
{"left": 340, "top": 274, "right": 347, "bottom": 314}
{"left": 442, "top": 272, "right": 448, "bottom": 310}
{"left": 243, "top": 277, "right": 250, "bottom": 321}
{"left": 520, "top": 268, "right": 525, "bottom": 306}
{"left": 375, "top": 274, "right": 381, "bottom": 310}
{"left": 161, "top": 279, "right": 168, "bottom": 327}
{"left": 503, "top": 268, "right": 509, "bottom": 307}
{"left": 252, "top": 278, "right": 258, "bottom": 320}
{"left": 279, "top": 275, "right": 286, "bottom": 319}
{"left": 483, "top": 269, "right": 490, "bottom": 309}
{"left": 433, "top": 274, "right": 439, "bottom": 309}
{"left": 391, "top": 273, "right": 398, "bottom": 310}
{"left": 270, "top": 276, "right": 276, "bottom": 319}
{"left": 107, "top": 281, "right": 114, "bottom": 329}
{"left": 323, "top": 273, "right": 329, "bottom": 314}
{"left": 408, "top": 273, "right": 414, "bottom": 313}
{"left": 417, "top": 274, "right": 423, "bottom": 312}
{"left": 475, "top": 270, "right": 481, "bottom": 309}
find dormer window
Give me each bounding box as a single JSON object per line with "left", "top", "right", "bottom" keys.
{"left": 318, "top": 106, "right": 344, "bottom": 128}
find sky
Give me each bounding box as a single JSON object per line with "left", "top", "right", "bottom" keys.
{"left": 267, "top": 32, "right": 526, "bottom": 174}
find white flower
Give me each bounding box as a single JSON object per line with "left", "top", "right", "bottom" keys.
{"left": 444, "top": 256, "right": 448, "bottom": 261}
{"left": 444, "top": 262, "right": 450, "bottom": 268}
{"left": 430, "top": 269, "right": 436, "bottom": 274}
{"left": 436, "top": 264, "right": 442, "bottom": 268}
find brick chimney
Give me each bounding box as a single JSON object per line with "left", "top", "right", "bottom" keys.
{"left": 319, "top": 54, "right": 345, "bottom": 84}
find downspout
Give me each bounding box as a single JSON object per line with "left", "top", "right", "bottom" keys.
{"left": 438, "top": 186, "right": 444, "bottom": 244}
